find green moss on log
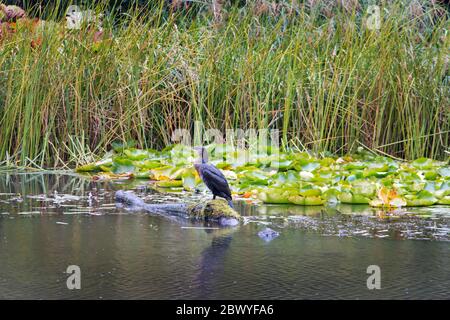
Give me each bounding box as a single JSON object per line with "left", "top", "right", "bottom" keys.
{"left": 188, "top": 199, "right": 240, "bottom": 220}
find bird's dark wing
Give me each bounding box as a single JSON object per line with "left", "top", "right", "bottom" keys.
{"left": 201, "top": 164, "right": 232, "bottom": 200}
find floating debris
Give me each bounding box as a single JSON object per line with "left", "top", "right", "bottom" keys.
{"left": 63, "top": 211, "right": 80, "bottom": 215}
{"left": 88, "top": 212, "right": 103, "bottom": 216}
{"left": 17, "top": 211, "right": 40, "bottom": 215}
{"left": 53, "top": 191, "right": 81, "bottom": 203}
{"left": 258, "top": 227, "right": 280, "bottom": 242}
{"left": 26, "top": 195, "right": 52, "bottom": 201}
{"left": 9, "top": 196, "right": 23, "bottom": 203}
{"left": 181, "top": 226, "right": 220, "bottom": 230}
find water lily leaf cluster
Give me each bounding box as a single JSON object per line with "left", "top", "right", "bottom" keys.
{"left": 76, "top": 144, "right": 450, "bottom": 208}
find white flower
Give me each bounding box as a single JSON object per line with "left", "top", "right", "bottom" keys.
{"left": 66, "top": 5, "right": 102, "bottom": 30}
{"left": 299, "top": 171, "right": 314, "bottom": 180}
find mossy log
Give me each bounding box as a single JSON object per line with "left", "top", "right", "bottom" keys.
{"left": 115, "top": 190, "right": 240, "bottom": 226}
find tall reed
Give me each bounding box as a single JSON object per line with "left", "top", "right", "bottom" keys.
{"left": 0, "top": 0, "right": 448, "bottom": 167}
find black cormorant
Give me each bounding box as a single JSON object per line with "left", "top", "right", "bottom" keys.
{"left": 193, "top": 146, "right": 234, "bottom": 208}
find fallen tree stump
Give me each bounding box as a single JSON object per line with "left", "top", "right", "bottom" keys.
{"left": 115, "top": 190, "right": 240, "bottom": 226}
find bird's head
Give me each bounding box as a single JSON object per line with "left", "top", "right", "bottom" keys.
{"left": 193, "top": 146, "right": 208, "bottom": 164}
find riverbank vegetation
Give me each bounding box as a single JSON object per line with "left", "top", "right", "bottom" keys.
{"left": 0, "top": 1, "right": 449, "bottom": 168}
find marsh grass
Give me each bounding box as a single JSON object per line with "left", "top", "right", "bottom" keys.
{"left": 0, "top": 0, "right": 448, "bottom": 167}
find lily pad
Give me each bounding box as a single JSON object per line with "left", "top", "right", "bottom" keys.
{"left": 411, "top": 158, "right": 438, "bottom": 170}
{"left": 156, "top": 180, "right": 184, "bottom": 188}
{"left": 288, "top": 195, "right": 325, "bottom": 206}
{"left": 124, "top": 148, "right": 149, "bottom": 161}
{"left": 404, "top": 190, "right": 438, "bottom": 207}
{"left": 258, "top": 188, "right": 298, "bottom": 204}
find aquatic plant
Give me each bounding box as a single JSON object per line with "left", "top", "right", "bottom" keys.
{"left": 76, "top": 143, "right": 450, "bottom": 208}
{"left": 0, "top": 1, "right": 448, "bottom": 168}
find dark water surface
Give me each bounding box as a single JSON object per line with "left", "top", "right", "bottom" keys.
{"left": 0, "top": 172, "right": 448, "bottom": 299}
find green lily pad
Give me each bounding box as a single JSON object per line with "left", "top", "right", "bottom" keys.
{"left": 438, "top": 167, "right": 450, "bottom": 178}
{"left": 151, "top": 166, "right": 183, "bottom": 180}
{"left": 111, "top": 140, "right": 137, "bottom": 152}
{"left": 288, "top": 195, "right": 325, "bottom": 206}
{"left": 156, "top": 180, "right": 184, "bottom": 188}
{"left": 338, "top": 192, "right": 371, "bottom": 204}
{"left": 363, "top": 164, "right": 389, "bottom": 178}
{"left": 112, "top": 157, "right": 135, "bottom": 174}
{"left": 404, "top": 190, "right": 438, "bottom": 207}
{"left": 134, "top": 171, "right": 152, "bottom": 179}
{"left": 124, "top": 148, "right": 149, "bottom": 160}
{"left": 352, "top": 181, "right": 376, "bottom": 197}
{"left": 300, "top": 161, "right": 321, "bottom": 172}
{"left": 240, "top": 170, "right": 270, "bottom": 185}
{"left": 437, "top": 196, "right": 450, "bottom": 205}
{"left": 75, "top": 158, "right": 113, "bottom": 172}
{"left": 343, "top": 162, "right": 366, "bottom": 170}
{"left": 258, "top": 188, "right": 298, "bottom": 204}
{"left": 270, "top": 159, "right": 292, "bottom": 170}
{"left": 299, "top": 186, "right": 322, "bottom": 197}
{"left": 182, "top": 168, "right": 198, "bottom": 191}
{"left": 140, "top": 160, "right": 164, "bottom": 170}
{"left": 411, "top": 158, "right": 437, "bottom": 170}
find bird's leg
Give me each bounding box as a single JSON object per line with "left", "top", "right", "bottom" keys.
{"left": 213, "top": 195, "right": 216, "bottom": 200}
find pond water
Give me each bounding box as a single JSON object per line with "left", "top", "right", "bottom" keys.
{"left": 0, "top": 172, "right": 449, "bottom": 299}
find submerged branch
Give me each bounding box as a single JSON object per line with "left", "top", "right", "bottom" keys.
{"left": 114, "top": 190, "right": 240, "bottom": 226}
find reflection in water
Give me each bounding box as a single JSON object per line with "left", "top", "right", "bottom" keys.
{"left": 0, "top": 172, "right": 449, "bottom": 299}
{"left": 196, "top": 230, "right": 234, "bottom": 298}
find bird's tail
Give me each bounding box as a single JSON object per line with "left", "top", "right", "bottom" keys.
{"left": 228, "top": 199, "right": 234, "bottom": 208}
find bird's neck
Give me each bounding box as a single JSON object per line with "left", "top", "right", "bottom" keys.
{"left": 195, "top": 150, "right": 208, "bottom": 164}
{"left": 195, "top": 158, "right": 207, "bottom": 164}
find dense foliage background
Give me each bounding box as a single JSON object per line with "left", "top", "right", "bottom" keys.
{"left": 0, "top": 1, "right": 449, "bottom": 167}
